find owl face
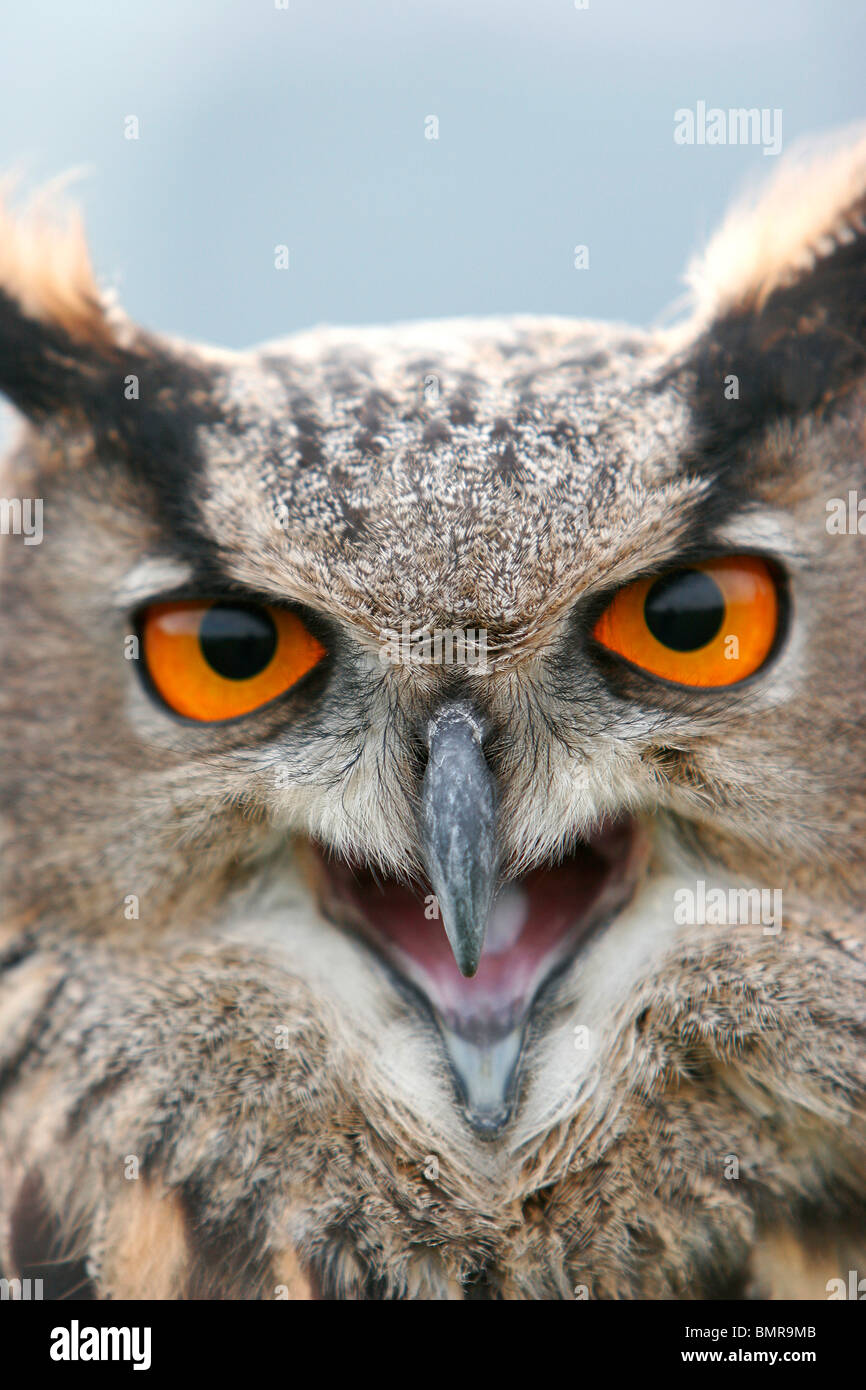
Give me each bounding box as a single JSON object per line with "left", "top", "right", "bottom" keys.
{"left": 1, "top": 138, "right": 864, "bottom": 1198}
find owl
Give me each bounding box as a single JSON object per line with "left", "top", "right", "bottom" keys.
{"left": 0, "top": 132, "right": 864, "bottom": 1302}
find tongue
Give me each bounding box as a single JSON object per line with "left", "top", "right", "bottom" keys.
{"left": 334, "top": 846, "right": 610, "bottom": 1038}
{"left": 337, "top": 849, "right": 612, "bottom": 1131}
{"left": 310, "top": 819, "right": 643, "bottom": 1131}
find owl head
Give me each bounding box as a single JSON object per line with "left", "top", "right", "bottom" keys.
{"left": 1, "top": 133, "right": 864, "bottom": 1297}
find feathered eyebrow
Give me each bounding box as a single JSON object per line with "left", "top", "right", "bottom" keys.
{"left": 114, "top": 557, "right": 195, "bottom": 607}
{"left": 710, "top": 510, "right": 810, "bottom": 566}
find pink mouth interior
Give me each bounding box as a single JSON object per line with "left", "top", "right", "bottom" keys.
{"left": 312, "top": 817, "right": 643, "bottom": 1041}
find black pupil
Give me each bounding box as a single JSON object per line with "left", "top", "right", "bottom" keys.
{"left": 644, "top": 569, "right": 725, "bottom": 652}
{"left": 199, "top": 603, "right": 278, "bottom": 680}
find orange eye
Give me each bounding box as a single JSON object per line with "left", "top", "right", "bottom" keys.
{"left": 141, "top": 600, "right": 326, "bottom": 721}
{"left": 592, "top": 556, "right": 779, "bottom": 687}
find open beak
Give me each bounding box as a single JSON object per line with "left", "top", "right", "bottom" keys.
{"left": 420, "top": 701, "right": 498, "bottom": 978}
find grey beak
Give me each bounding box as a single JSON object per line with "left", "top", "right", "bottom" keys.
{"left": 420, "top": 702, "right": 498, "bottom": 977}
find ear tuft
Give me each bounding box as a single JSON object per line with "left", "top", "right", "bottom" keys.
{"left": 0, "top": 179, "right": 116, "bottom": 351}
{"left": 686, "top": 128, "right": 866, "bottom": 323}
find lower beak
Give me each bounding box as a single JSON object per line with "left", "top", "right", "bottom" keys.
{"left": 419, "top": 701, "right": 498, "bottom": 977}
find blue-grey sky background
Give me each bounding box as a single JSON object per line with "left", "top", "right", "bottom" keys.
{"left": 0, "top": 0, "right": 863, "bottom": 351}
